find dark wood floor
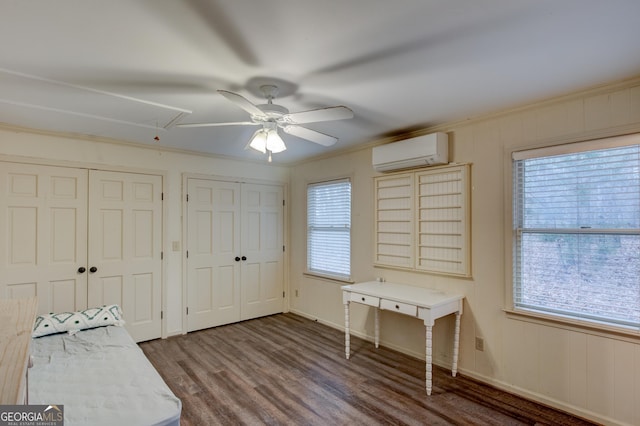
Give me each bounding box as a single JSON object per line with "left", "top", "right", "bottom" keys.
{"left": 140, "top": 313, "right": 597, "bottom": 426}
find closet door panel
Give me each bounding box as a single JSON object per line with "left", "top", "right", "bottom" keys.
{"left": 240, "top": 183, "right": 284, "bottom": 320}
{"left": 88, "top": 170, "right": 162, "bottom": 342}
{"left": 0, "top": 163, "right": 88, "bottom": 314}
{"left": 186, "top": 179, "right": 241, "bottom": 332}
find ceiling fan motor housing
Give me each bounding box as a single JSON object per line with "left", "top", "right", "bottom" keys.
{"left": 256, "top": 103, "right": 289, "bottom": 120}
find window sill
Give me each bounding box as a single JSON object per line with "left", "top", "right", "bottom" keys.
{"left": 504, "top": 308, "right": 640, "bottom": 342}
{"left": 303, "top": 271, "right": 354, "bottom": 284}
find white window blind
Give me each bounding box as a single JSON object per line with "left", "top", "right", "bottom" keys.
{"left": 513, "top": 141, "right": 640, "bottom": 330}
{"left": 307, "top": 179, "right": 351, "bottom": 279}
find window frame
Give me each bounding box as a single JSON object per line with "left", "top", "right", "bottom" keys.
{"left": 305, "top": 177, "right": 352, "bottom": 282}
{"left": 506, "top": 133, "right": 640, "bottom": 335}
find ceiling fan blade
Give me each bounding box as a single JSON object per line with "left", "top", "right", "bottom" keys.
{"left": 176, "top": 121, "right": 259, "bottom": 128}
{"left": 217, "top": 90, "right": 266, "bottom": 118}
{"left": 282, "top": 125, "right": 338, "bottom": 147}
{"left": 283, "top": 106, "right": 354, "bottom": 124}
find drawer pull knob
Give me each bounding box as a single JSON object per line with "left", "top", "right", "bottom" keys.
{"left": 361, "top": 297, "right": 365, "bottom": 301}
{"left": 395, "top": 304, "right": 400, "bottom": 309}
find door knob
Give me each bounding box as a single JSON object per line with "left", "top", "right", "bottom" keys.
{"left": 78, "top": 267, "right": 86, "bottom": 273}
{"left": 241, "top": 256, "right": 247, "bottom": 261}
{"left": 89, "top": 266, "right": 98, "bottom": 273}
{"left": 235, "top": 256, "right": 241, "bottom": 262}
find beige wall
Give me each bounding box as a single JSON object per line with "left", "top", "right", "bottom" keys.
{"left": 0, "top": 127, "right": 289, "bottom": 336}
{"left": 289, "top": 78, "right": 640, "bottom": 426}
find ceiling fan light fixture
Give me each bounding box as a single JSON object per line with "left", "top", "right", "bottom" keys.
{"left": 266, "top": 129, "right": 286, "bottom": 153}
{"left": 248, "top": 129, "right": 267, "bottom": 153}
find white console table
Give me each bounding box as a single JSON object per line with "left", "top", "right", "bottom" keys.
{"left": 341, "top": 281, "right": 464, "bottom": 395}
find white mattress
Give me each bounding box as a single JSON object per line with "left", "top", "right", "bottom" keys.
{"left": 29, "top": 326, "right": 181, "bottom": 426}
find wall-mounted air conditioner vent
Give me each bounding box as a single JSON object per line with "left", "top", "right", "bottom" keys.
{"left": 372, "top": 132, "right": 448, "bottom": 172}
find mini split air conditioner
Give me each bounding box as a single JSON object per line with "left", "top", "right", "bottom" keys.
{"left": 372, "top": 132, "right": 448, "bottom": 172}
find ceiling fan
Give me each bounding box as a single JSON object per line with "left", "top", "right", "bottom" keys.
{"left": 177, "top": 85, "right": 354, "bottom": 161}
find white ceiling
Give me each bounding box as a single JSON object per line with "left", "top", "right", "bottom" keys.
{"left": 2, "top": 0, "right": 640, "bottom": 164}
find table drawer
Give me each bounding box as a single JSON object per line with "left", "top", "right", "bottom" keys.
{"left": 350, "top": 293, "right": 380, "bottom": 307}
{"left": 380, "top": 298, "right": 417, "bottom": 316}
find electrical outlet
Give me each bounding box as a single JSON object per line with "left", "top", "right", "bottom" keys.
{"left": 475, "top": 337, "right": 484, "bottom": 351}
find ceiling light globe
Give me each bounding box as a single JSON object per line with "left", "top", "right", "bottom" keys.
{"left": 266, "top": 130, "right": 286, "bottom": 153}
{"left": 249, "top": 130, "right": 267, "bottom": 154}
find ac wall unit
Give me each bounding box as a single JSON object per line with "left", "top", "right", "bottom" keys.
{"left": 372, "top": 132, "right": 448, "bottom": 172}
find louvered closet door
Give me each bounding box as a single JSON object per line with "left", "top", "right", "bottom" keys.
{"left": 186, "top": 178, "right": 241, "bottom": 332}
{"left": 0, "top": 163, "right": 88, "bottom": 314}
{"left": 240, "top": 183, "right": 284, "bottom": 320}
{"left": 88, "top": 170, "right": 163, "bottom": 342}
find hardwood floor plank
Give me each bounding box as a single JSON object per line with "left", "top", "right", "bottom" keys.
{"left": 140, "top": 313, "right": 598, "bottom": 426}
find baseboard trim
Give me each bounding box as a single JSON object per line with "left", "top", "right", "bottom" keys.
{"left": 456, "top": 367, "right": 622, "bottom": 426}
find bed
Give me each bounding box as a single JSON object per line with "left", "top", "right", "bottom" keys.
{"left": 28, "top": 307, "right": 181, "bottom": 426}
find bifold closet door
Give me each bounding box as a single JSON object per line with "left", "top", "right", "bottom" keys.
{"left": 186, "top": 179, "right": 284, "bottom": 332}
{"left": 0, "top": 164, "right": 162, "bottom": 342}
{"left": 88, "top": 170, "right": 163, "bottom": 342}
{"left": 0, "top": 163, "right": 88, "bottom": 314}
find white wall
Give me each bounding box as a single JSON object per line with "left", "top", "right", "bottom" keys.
{"left": 289, "top": 77, "right": 640, "bottom": 426}
{"left": 0, "top": 127, "right": 289, "bottom": 335}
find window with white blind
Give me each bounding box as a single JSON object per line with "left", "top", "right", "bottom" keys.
{"left": 307, "top": 179, "right": 351, "bottom": 279}
{"left": 512, "top": 138, "right": 640, "bottom": 331}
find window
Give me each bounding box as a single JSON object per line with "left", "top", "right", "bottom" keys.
{"left": 307, "top": 179, "right": 351, "bottom": 279}
{"left": 513, "top": 138, "right": 639, "bottom": 331}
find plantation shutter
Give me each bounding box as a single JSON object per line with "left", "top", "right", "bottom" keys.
{"left": 513, "top": 140, "right": 640, "bottom": 329}
{"left": 307, "top": 179, "right": 351, "bottom": 278}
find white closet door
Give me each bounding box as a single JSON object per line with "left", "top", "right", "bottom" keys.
{"left": 0, "top": 163, "right": 88, "bottom": 314}
{"left": 88, "top": 170, "right": 162, "bottom": 342}
{"left": 240, "top": 183, "right": 284, "bottom": 320}
{"left": 186, "top": 178, "right": 241, "bottom": 332}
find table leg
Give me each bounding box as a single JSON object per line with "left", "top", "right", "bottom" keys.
{"left": 425, "top": 325, "right": 433, "bottom": 395}
{"left": 374, "top": 307, "right": 379, "bottom": 348}
{"left": 344, "top": 302, "right": 350, "bottom": 359}
{"left": 452, "top": 311, "right": 461, "bottom": 377}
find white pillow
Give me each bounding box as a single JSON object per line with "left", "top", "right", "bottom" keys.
{"left": 32, "top": 304, "right": 125, "bottom": 338}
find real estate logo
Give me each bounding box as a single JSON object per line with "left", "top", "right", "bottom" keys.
{"left": 0, "top": 405, "right": 63, "bottom": 426}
